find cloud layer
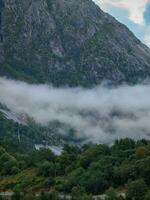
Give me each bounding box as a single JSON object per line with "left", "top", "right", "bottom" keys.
{"left": 1, "top": 77, "right": 150, "bottom": 143}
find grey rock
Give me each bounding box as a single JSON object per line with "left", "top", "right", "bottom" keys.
{"left": 0, "top": 0, "right": 150, "bottom": 86}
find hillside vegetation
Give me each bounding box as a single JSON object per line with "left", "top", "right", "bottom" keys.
{"left": 0, "top": 138, "right": 150, "bottom": 199}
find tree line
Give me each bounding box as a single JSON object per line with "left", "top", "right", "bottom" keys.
{"left": 0, "top": 138, "right": 150, "bottom": 199}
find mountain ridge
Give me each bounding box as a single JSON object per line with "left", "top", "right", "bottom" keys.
{"left": 0, "top": 0, "right": 150, "bottom": 147}
{"left": 0, "top": 0, "right": 150, "bottom": 86}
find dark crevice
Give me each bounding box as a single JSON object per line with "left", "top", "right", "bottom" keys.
{"left": 0, "top": 0, "right": 4, "bottom": 42}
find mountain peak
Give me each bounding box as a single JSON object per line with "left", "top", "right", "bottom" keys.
{"left": 0, "top": 0, "right": 150, "bottom": 86}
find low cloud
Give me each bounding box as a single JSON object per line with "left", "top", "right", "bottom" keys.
{"left": 0, "top": 77, "right": 150, "bottom": 143}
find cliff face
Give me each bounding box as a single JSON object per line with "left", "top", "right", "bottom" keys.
{"left": 0, "top": 0, "right": 150, "bottom": 86}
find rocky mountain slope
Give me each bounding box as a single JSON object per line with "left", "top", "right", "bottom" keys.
{"left": 0, "top": 0, "right": 150, "bottom": 86}
{"left": 0, "top": 0, "right": 150, "bottom": 147}
{"left": 0, "top": 104, "right": 64, "bottom": 148}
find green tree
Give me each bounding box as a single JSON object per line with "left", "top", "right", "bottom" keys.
{"left": 135, "top": 146, "right": 149, "bottom": 159}
{"left": 0, "top": 196, "right": 4, "bottom": 200}
{"left": 11, "top": 191, "right": 23, "bottom": 200}
{"left": 71, "top": 186, "right": 92, "bottom": 200}
{"left": 38, "top": 161, "right": 55, "bottom": 177}
{"left": 106, "top": 187, "right": 118, "bottom": 200}
{"left": 38, "top": 149, "right": 55, "bottom": 162}
{"left": 144, "top": 190, "right": 150, "bottom": 200}
{"left": 127, "top": 179, "right": 147, "bottom": 200}
{"left": 39, "top": 191, "right": 59, "bottom": 200}
{"left": 0, "top": 153, "right": 19, "bottom": 175}
{"left": 114, "top": 138, "right": 135, "bottom": 151}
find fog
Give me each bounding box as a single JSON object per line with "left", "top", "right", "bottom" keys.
{"left": 0, "top": 77, "right": 150, "bottom": 143}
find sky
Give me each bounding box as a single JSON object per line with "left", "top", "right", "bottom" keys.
{"left": 93, "top": 0, "right": 150, "bottom": 47}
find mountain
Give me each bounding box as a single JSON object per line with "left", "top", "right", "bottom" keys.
{"left": 0, "top": 0, "right": 150, "bottom": 86}
{"left": 1, "top": 0, "right": 150, "bottom": 147}
{"left": 0, "top": 103, "right": 83, "bottom": 148}
{"left": 0, "top": 104, "right": 64, "bottom": 149}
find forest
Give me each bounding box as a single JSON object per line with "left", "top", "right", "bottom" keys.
{"left": 0, "top": 137, "right": 150, "bottom": 199}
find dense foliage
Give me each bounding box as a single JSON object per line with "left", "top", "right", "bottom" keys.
{"left": 0, "top": 110, "right": 63, "bottom": 151}
{"left": 0, "top": 138, "right": 150, "bottom": 199}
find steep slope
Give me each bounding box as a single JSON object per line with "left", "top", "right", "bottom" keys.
{"left": 0, "top": 104, "right": 64, "bottom": 148}
{"left": 0, "top": 0, "right": 150, "bottom": 86}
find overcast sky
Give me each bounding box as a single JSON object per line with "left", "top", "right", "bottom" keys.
{"left": 93, "top": 0, "right": 150, "bottom": 47}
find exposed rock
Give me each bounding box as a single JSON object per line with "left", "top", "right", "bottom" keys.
{"left": 0, "top": 0, "right": 150, "bottom": 86}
